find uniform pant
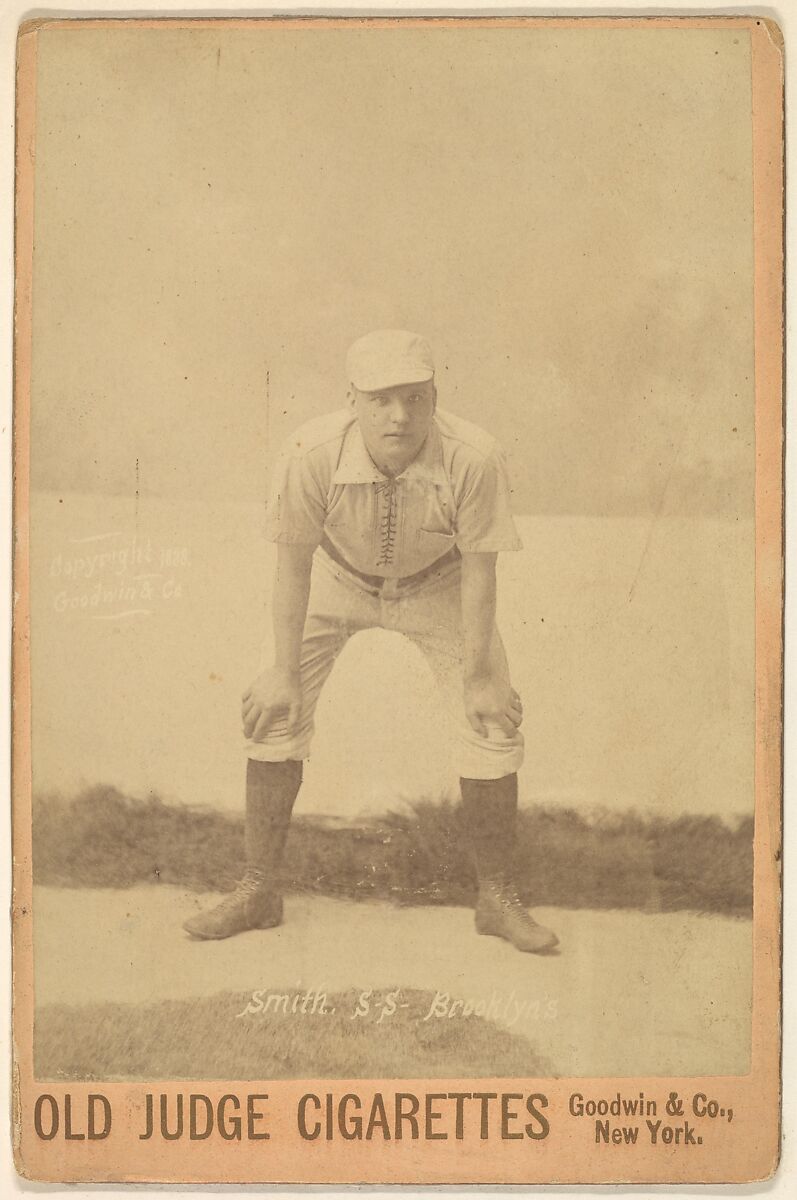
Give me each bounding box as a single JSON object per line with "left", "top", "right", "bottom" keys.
{"left": 245, "top": 547, "right": 524, "bottom": 780}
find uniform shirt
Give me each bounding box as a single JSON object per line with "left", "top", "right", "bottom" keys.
{"left": 264, "top": 407, "right": 522, "bottom": 579}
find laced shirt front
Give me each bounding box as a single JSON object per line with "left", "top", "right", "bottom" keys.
{"left": 264, "top": 407, "right": 522, "bottom": 580}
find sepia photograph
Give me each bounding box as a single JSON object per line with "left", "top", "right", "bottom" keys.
{"left": 12, "top": 13, "right": 783, "bottom": 1185}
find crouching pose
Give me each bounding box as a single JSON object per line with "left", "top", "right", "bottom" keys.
{"left": 184, "top": 330, "right": 558, "bottom": 953}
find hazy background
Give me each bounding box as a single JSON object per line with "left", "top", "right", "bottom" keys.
{"left": 28, "top": 22, "right": 756, "bottom": 819}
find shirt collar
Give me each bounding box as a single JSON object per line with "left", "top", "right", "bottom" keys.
{"left": 333, "top": 417, "right": 448, "bottom": 486}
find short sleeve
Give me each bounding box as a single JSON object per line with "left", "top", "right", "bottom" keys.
{"left": 454, "top": 447, "right": 523, "bottom": 553}
{"left": 263, "top": 449, "right": 327, "bottom": 546}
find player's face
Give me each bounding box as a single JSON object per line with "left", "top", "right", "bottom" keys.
{"left": 352, "top": 379, "right": 437, "bottom": 475}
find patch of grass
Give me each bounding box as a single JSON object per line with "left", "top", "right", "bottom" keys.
{"left": 32, "top": 786, "right": 753, "bottom": 916}
{"left": 34, "top": 987, "right": 551, "bottom": 1081}
{"left": 33, "top": 786, "right": 245, "bottom": 892}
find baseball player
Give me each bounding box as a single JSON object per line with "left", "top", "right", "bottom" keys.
{"left": 183, "top": 330, "right": 558, "bottom": 953}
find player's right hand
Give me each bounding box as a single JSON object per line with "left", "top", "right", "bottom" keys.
{"left": 242, "top": 667, "right": 303, "bottom": 740}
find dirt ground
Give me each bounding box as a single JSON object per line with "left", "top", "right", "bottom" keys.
{"left": 33, "top": 884, "right": 752, "bottom": 1079}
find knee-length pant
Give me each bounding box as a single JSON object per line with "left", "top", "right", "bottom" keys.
{"left": 245, "top": 547, "right": 524, "bottom": 780}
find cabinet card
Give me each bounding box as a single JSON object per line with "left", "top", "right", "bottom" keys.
{"left": 12, "top": 14, "right": 783, "bottom": 1185}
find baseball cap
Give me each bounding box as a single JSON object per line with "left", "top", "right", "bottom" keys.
{"left": 346, "top": 329, "right": 435, "bottom": 392}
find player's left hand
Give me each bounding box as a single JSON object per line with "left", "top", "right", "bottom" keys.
{"left": 464, "top": 676, "right": 523, "bottom": 738}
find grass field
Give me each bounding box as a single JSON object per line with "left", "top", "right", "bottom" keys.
{"left": 32, "top": 786, "right": 753, "bottom": 916}
{"left": 35, "top": 987, "right": 551, "bottom": 1081}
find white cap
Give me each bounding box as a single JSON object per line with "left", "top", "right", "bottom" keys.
{"left": 346, "top": 329, "right": 435, "bottom": 392}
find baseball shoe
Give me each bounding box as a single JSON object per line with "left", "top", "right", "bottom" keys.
{"left": 183, "top": 867, "right": 283, "bottom": 940}
{"left": 475, "top": 880, "right": 559, "bottom": 953}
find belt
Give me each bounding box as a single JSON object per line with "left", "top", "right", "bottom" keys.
{"left": 320, "top": 534, "right": 460, "bottom": 591}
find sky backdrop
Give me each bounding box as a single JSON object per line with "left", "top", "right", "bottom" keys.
{"left": 29, "top": 22, "right": 754, "bottom": 515}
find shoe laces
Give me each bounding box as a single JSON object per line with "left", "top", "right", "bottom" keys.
{"left": 241, "top": 866, "right": 268, "bottom": 887}
{"left": 486, "top": 880, "right": 532, "bottom": 918}
{"left": 500, "top": 887, "right": 528, "bottom": 915}
{"left": 222, "top": 867, "right": 267, "bottom": 903}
